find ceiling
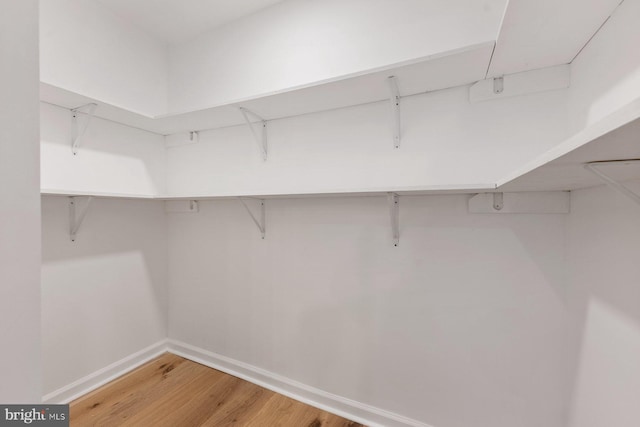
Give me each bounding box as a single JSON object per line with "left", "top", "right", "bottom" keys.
{"left": 95, "top": 0, "right": 285, "bottom": 45}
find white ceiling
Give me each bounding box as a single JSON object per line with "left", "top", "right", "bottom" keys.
{"left": 95, "top": 0, "right": 285, "bottom": 45}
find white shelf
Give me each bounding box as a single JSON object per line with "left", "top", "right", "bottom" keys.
{"left": 158, "top": 183, "right": 497, "bottom": 200}
{"left": 40, "top": 42, "right": 494, "bottom": 136}
{"left": 41, "top": 189, "right": 158, "bottom": 199}
{"left": 498, "top": 97, "right": 640, "bottom": 192}
{"left": 40, "top": 33, "right": 640, "bottom": 200}
{"left": 41, "top": 183, "right": 497, "bottom": 201}
{"left": 42, "top": 95, "right": 640, "bottom": 201}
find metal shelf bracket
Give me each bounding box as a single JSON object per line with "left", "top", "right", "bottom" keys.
{"left": 238, "top": 107, "right": 268, "bottom": 161}
{"left": 493, "top": 192, "right": 504, "bottom": 211}
{"left": 71, "top": 103, "right": 97, "bottom": 155}
{"left": 584, "top": 161, "right": 640, "bottom": 206}
{"left": 69, "top": 196, "right": 93, "bottom": 241}
{"left": 388, "top": 193, "right": 399, "bottom": 246}
{"left": 493, "top": 76, "right": 504, "bottom": 94}
{"left": 387, "top": 76, "right": 401, "bottom": 148}
{"left": 189, "top": 131, "right": 199, "bottom": 143}
{"left": 239, "top": 198, "right": 266, "bottom": 239}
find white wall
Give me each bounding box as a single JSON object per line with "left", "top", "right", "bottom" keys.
{"left": 0, "top": 0, "right": 42, "bottom": 403}
{"left": 569, "top": 0, "right": 640, "bottom": 133}
{"left": 41, "top": 196, "right": 168, "bottom": 398}
{"left": 166, "top": 85, "right": 569, "bottom": 196}
{"left": 168, "top": 0, "right": 507, "bottom": 113}
{"left": 167, "top": 195, "right": 568, "bottom": 427}
{"left": 40, "top": 0, "right": 169, "bottom": 116}
{"left": 41, "top": 102, "right": 166, "bottom": 196}
{"left": 566, "top": 182, "right": 640, "bottom": 427}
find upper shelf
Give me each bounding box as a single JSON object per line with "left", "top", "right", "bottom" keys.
{"left": 39, "top": 33, "right": 640, "bottom": 200}
{"left": 40, "top": 43, "right": 494, "bottom": 136}
{"left": 41, "top": 183, "right": 496, "bottom": 200}
{"left": 498, "top": 97, "right": 640, "bottom": 192}
{"left": 41, "top": 96, "right": 640, "bottom": 200}
{"left": 42, "top": 93, "right": 640, "bottom": 201}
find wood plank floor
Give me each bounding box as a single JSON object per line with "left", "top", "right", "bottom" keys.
{"left": 70, "top": 353, "right": 364, "bottom": 427}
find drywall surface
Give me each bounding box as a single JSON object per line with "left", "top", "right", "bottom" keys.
{"left": 167, "top": 195, "right": 568, "bottom": 427}
{"left": 569, "top": 0, "right": 640, "bottom": 133}
{"left": 168, "top": 0, "right": 507, "bottom": 113}
{"left": 166, "top": 85, "right": 569, "bottom": 196}
{"left": 41, "top": 197, "right": 168, "bottom": 397}
{"left": 40, "top": 0, "right": 169, "bottom": 116}
{"left": 41, "top": 103, "right": 166, "bottom": 196}
{"left": 566, "top": 182, "right": 640, "bottom": 427}
{"left": 0, "top": 0, "right": 42, "bottom": 403}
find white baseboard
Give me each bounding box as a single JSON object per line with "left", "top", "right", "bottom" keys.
{"left": 42, "top": 340, "right": 168, "bottom": 404}
{"left": 167, "top": 339, "right": 432, "bottom": 427}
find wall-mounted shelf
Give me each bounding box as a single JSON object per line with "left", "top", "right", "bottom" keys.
{"left": 41, "top": 189, "right": 158, "bottom": 199}
{"left": 40, "top": 183, "right": 496, "bottom": 201}
{"left": 41, "top": 95, "right": 640, "bottom": 201}
{"left": 498, "top": 98, "right": 640, "bottom": 192}
{"left": 40, "top": 42, "right": 494, "bottom": 136}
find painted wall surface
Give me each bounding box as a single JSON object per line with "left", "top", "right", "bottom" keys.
{"left": 0, "top": 0, "right": 42, "bottom": 403}
{"left": 40, "top": 0, "right": 169, "bottom": 116}
{"left": 566, "top": 182, "right": 640, "bottom": 427}
{"left": 41, "top": 197, "right": 168, "bottom": 397}
{"left": 41, "top": 103, "right": 166, "bottom": 196}
{"left": 168, "top": 0, "right": 507, "bottom": 113}
{"left": 167, "top": 195, "right": 568, "bottom": 427}
{"left": 569, "top": 0, "right": 640, "bottom": 132}
{"left": 166, "top": 86, "right": 569, "bottom": 196}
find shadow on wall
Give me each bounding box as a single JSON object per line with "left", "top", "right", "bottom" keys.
{"left": 565, "top": 182, "right": 640, "bottom": 427}
{"left": 41, "top": 196, "right": 166, "bottom": 262}
{"left": 40, "top": 196, "right": 168, "bottom": 394}
{"left": 568, "top": 0, "right": 640, "bottom": 134}
{"left": 289, "top": 196, "right": 568, "bottom": 427}
{"left": 165, "top": 195, "right": 568, "bottom": 427}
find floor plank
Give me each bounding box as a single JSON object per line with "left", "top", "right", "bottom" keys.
{"left": 70, "top": 353, "right": 364, "bottom": 427}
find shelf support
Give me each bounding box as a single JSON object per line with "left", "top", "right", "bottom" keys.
{"left": 69, "top": 196, "right": 93, "bottom": 242}
{"left": 493, "top": 76, "right": 504, "bottom": 94}
{"left": 239, "top": 198, "right": 265, "bottom": 239}
{"left": 387, "top": 76, "right": 401, "bottom": 149}
{"left": 238, "top": 107, "right": 267, "bottom": 161}
{"left": 584, "top": 161, "right": 640, "bottom": 206}
{"left": 189, "top": 131, "right": 199, "bottom": 143}
{"left": 71, "top": 103, "right": 97, "bottom": 155}
{"left": 388, "top": 193, "right": 399, "bottom": 247}
{"left": 493, "top": 192, "right": 504, "bottom": 211}
{"left": 469, "top": 192, "right": 570, "bottom": 213}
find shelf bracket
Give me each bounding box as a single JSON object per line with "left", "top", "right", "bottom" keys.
{"left": 493, "top": 192, "right": 504, "bottom": 211}
{"left": 69, "top": 196, "right": 93, "bottom": 242}
{"left": 468, "top": 192, "right": 570, "bottom": 214}
{"left": 493, "top": 76, "right": 504, "bottom": 94}
{"left": 388, "top": 193, "right": 399, "bottom": 247}
{"left": 239, "top": 198, "right": 265, "bottom": 239}
{"left": 189, "top": 131, "right": 199, "bottom": 143}
{"left": 387, "top": 76, "right": 401, "bottom": 149}
{"left": 71, "top": 103, "right": 97, "bottom": 155}
{"left": 238, "top": 107, "right": 268, "bottom": 161}
{"left": 584, "top": 162, "right": 640, "bottom": 206}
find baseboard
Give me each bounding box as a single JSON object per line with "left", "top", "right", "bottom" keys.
{"left": 168, "top": 339, "right": 432, "bottom": 427}
{"left": 42, "top": 340, "right": 168, "bottom": 404}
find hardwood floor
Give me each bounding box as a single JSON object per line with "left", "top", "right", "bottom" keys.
{"left": 70, "top": 353, "right": 364, "bottom": 427}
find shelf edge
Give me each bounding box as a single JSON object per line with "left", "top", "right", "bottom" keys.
{"left": 495, "top": 97, "right": 640, "bottom": 189}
